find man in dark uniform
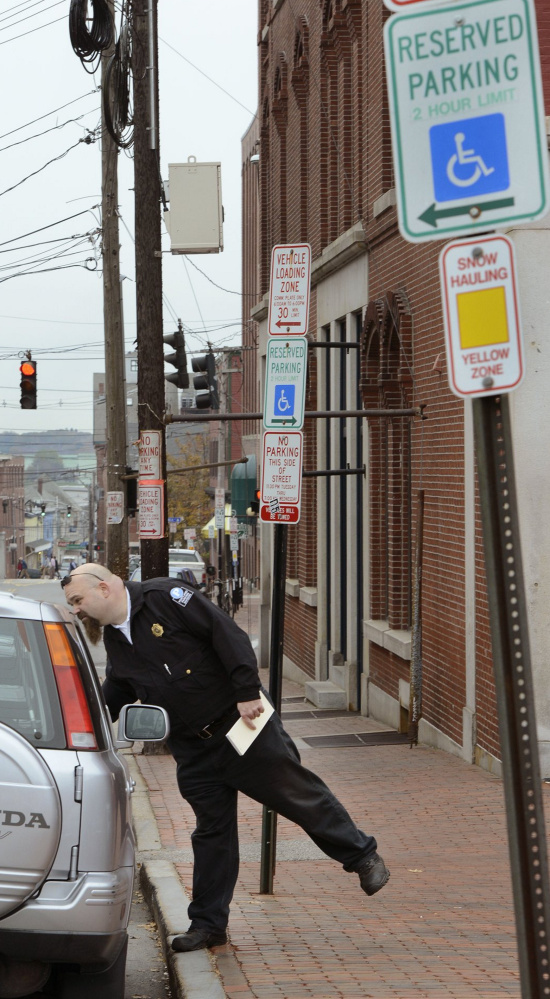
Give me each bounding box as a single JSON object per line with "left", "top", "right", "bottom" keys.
{"left": 62, "top": 564, "right": 390, "bottom": 952}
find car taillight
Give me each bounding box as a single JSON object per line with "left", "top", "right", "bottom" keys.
{"left": 44, "top": 623, "right": 97, "bottom": 750}
{"left": 202, "top": 572, "right": 206, "bottom": 584}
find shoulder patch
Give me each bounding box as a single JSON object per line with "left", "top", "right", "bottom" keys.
{"left": 170, "top": 586, "right": 194, "bottom": 608}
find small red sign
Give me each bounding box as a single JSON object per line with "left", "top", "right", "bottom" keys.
{"left": 260, "top": 503, "right": 300, "bottom": 524}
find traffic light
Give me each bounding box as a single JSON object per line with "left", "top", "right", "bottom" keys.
{"left": 40, "top": 503, "right": 46, "bottom": 517}
{"left": 192, "top": 352, "right": 219, "bottom": 410}
{"left": 20, "top": 359, "right": 37, "bottom": 409}
{"left": 163, "top": 324, "right": 189, "bottom": 389}
{"left": 66, "top": 506, "right": 71, "bottom": 518}
{"left": 126, "top": 470, "right": 137, "bottom": 516}
{"left": 247, "top": 488, "right": 260, "bottom": 516}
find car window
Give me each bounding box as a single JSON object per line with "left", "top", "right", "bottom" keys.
{"left": 0, "top": 619, "right": 65, "bottom": 748}
{"left": 168, "top": 552, "right": 201, "bottom": 564}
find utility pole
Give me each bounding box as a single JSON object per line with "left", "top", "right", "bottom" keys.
{"left": 132, "top": 0, "right": 168, "bottom": 578}
{"left": 88, "top": 472, "right": 96, "bottom": 562}
{"left": 102, "top": 1, "right": 129, "bottom": 579}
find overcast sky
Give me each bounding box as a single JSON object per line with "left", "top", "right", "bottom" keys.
{"left": 0, "top": 0, "right": 257, "bottom": 437}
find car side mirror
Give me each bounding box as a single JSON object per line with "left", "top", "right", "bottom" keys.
{"left": 115, "top": 704, "right": 170, "bottom": 748}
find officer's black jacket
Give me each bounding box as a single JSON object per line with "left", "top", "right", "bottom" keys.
{"left": 102, "top": 579, "right": 261, "bottom": 737}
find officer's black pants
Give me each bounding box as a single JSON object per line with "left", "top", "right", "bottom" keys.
{"left": 171, "top": 707, "right": 377, "bottom": 933}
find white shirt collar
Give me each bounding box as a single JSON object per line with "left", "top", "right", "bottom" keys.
{"left": 112, "top": 587, "right": 132, "bottom": 643}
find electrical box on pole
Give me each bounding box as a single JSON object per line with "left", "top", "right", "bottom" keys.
{"left": 163, "top": 158, "right": 224, "bottom": 253}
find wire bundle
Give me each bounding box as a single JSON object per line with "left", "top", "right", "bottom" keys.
{"left": 69, "top": 0, "right": 114, "bottom": 73}
{"left": 103, "top": 21, "right": 133, "bottom": 147}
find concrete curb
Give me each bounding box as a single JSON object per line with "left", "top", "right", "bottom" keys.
{"left": 126, "top": 754, "right": 226, "bottom": 999}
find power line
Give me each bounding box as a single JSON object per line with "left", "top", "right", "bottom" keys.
{"left": 0, "top": 0, "right": 65, "bottom": 32}
{"left": 0, "top": 261, "right": 97, "bottom": 285}
{"left": 0, "top": 137, "right": 94, "bottom": 200}
{"left": 159, "top": 36, "right": 256, "bottom": 119}
{"left": 0, "top": 108, "right": 100, "bottom": 153}
{"left": 0, "top": 0, "right": 52, "bottom": 21}
{"left": 0, "top": 90, "right": 98, "bottom": 141}
{"left": 0, "top": 12, "right": 66, "bottom": 45}
{"left": 0, "top": 233, "right": 94, "bottom": 255}
{"left": 0, "top": 209, "right": 97, "bottom": 247}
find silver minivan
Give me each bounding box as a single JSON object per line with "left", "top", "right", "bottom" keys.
{"left": 0, "top": 590, "right": 168, "bottom": 998}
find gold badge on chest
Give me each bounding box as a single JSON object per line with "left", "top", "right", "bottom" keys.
{"left": 151, "top": 623, "right": 164, "bottom": 637}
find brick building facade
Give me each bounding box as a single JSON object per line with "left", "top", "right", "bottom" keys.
{"left": 242, "top": 0, "right": 550, "bottom": 774}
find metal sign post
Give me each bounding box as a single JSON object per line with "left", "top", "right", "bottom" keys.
{"left": 473, "top": 395, "right": 550, "bottom": 999}
{"left": 259, "top": 521, "right": 287, "bottom": 894}
{"left": 439, "top": 222, "right": 550, "bottom": 994}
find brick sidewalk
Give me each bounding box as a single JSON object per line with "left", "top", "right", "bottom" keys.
{"left": 133, "top": 593, "right": 549, "bottom": 998}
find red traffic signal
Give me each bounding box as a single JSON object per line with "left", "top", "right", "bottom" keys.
{"left": 20, "top": 360, "right": 37, "bottom": 410}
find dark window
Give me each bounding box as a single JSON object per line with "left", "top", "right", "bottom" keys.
{"left": 0, "top": 619, "right": 65, "bottom": 748}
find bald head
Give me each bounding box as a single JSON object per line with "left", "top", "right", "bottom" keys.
{"left": 67, "top": 564, "right": 114, "bottom": 583}
{"left": 62, "top": 565, "right": 128, "bottom": 631}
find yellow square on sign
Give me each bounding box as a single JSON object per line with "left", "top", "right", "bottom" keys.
{"left": 457, "top": 286, "right": 509, "bottom": 349}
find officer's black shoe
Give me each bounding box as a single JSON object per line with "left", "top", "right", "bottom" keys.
{"left": 171, "top": 928, "right": 228, "bottom": 952}
{"left": 357, "top": 852, "right": 390, "bottom": 896}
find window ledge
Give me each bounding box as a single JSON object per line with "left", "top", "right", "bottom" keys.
{"left": 366, "top": 619, "right": 411, "bottom": 661}
{"left": 372, "top": 189, "right": 396, "bottom": 219}
{"left": 300, "top": 586, "right": 317, "bottom": 607}
{"left": 285, "top": 578, "right": 300, "bottom": 598}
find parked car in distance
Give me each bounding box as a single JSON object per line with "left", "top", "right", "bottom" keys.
{"left": 0, "top": 590, "right": 169, "bottom": 998}
{"left": 129, "top": 548, "right": 207, "bottom": 589}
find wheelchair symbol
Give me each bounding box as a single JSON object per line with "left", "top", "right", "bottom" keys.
{"left": 274, "top": 384, "right": 295, "bottom": 416}
{"left": 446, "top": 133, "right": 495, "bottom": 188}
{"left": 429, "top": 114, "right": 509, "bottom": 204}
{"left": 277, "top": 390, "right": 291, "bottom": 412}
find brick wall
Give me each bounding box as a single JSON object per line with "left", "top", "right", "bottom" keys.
{"left": 243, "top": 0, "right": 549, "bottom": 754}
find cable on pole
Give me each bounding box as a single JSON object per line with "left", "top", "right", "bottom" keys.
{"left": 69, "top": 0, "right": 114, "bottom": 73}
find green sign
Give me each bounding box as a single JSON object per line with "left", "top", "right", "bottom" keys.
{"left": 384, "top": 0, "right": 549, "bottom": 242}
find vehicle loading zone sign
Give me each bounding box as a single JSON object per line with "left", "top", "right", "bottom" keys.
{"left": 384, "top": 0, "right": 549, "bottom": 242}
{"left": 263, "top": 337, "right": 308, "bottom": 430}
{"left": 439, "top": 234, "right": 524, "bottom": 397}
{"left": 260, "top": 432, "right": 303, "bottom": 524}
{"left": 268, "top": 244, "right": 311, "bottom": 335}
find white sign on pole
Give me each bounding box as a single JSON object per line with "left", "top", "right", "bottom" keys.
{"left": 139, "top": 430, "right": 162, "bottom": 479}
{"left": 263, "top": 336, "right": 308, "bottom": 431}
{"left": 439, "top": 234, "right": 524, "bottom": 398}
{"left": 208, "top": 524, "right": 215, "bottom": 539}
{"left": 106, "top": 491, "right": 124, "bottom": 525}
{"left": 268, "top": 244, "right": 311, "bottom": 336}
{"left": 384, "top": 0, "right": 549, "bottom": 243}
{"left": 184, "top": 528, "right": 196, "bottom": 540}
{"left": 214, "top": 487, "right": 225, "bottom": 529}
{"left": 169, "top": 521, "right": 177, "bottom": 533}
{"left": 260, "top": 431, "right": 303, "bottom": 524}
{"left": 138, "top": 480, "right": 164, "bottom": 538}
{"left": 230, "top": 534, "right": 239, "bottom": 551}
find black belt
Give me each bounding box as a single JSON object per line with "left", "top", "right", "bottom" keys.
{"left": 196, "top": 707, "right": 239, "bottom": 740}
